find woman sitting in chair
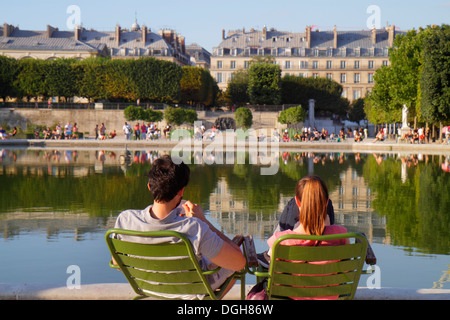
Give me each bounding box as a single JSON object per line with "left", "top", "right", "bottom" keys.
{"left": 266, "top": 175, "right": 349, "bottom": 299}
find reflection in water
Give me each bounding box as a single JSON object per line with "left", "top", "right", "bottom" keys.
{"left": 0, "top": 148, "right": 449, "bottom": 288}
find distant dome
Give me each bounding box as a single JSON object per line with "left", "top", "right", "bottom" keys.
{"left": 131, "top": 19, "right": 140, "bottom": 31}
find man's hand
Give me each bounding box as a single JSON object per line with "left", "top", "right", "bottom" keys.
{"left": 181, "top": 201, "right": 206, "bottom": 221}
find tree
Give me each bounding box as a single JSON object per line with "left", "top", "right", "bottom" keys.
{"left": 14, "top": 59, "right": 48, "bottom": 100}
{"left": 225, "top": 69, "right": 249, "bottom": 106}
{"left": 280, "top": 75, "right": 348, "bottom": 116}
{"left": 365, "top": 29, "right": 424, "bottom": 124}
{"left": 74, "top": 57, "right": 108, "bottom": 102}
{"left": 348, "top": 98, "right": 366, "bottom": 123}
{"left": 124, "top": 105, "right": 144, "bottom": 121}
{"left": 44, "top": 58, "right": 77, "bottom": 101}
{"left": 235, "top": 107, "right": 253, "bottom": 129}
{"left": 278, "top": 106, "right": 307, "bottom": 125}
{"left": 248, "top": 63, "right": 281, "bottom": 105}
{"left": 180, "top": 66, "right": 216, "bottom": 106}
{"left": 124, "top": 105, "right": 163, "bottom": 123}
{"left": 132, "top": 58, "right": 182, "bottom": 103}
{"left": 420, "top": 24, "right": 450, "bottom": 123}
{"left": 0, "top": 55, "right": 17, "bottom": 101}
{"left": 163, "top": 107, "right": 198, "bottom": 126}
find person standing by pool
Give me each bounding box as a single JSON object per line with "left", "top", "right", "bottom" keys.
{"left": 123, "top": 122, "right": 132, "bottom": 140}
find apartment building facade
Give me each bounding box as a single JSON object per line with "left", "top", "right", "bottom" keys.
{"left": 0, "top": 21, "right": 191, "bottom": 66}
{"left": 211, "top": 25, "right": 400, "bottom": 102}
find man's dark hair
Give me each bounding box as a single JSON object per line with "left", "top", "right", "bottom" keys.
{"left": 148, "top": 155, "right": 190, "bottom": 203}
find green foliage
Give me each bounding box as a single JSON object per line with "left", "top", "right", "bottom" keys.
{"left": 248, "top": 63, "right": 281, "bottom": 105}
{"left": 235, "top": 107, "right": 253, "bottom": 129}
{"left": 281, "top": 75, "right": 348, "bottom": 116}
{"left": 420, "top": 24, "right": 450, "bottom": 123}
{"left": 225, "top": 69, "right": 249, "bottom": 106}
{"left": 163, "top": 106, "right": 197, "bottom": 126}
{"left": 180, "top": 66, "right": 216, "bottom": 106}
{"left": 124, "top": 105, "right": 163, "bottom": 122}
{"left": 0, "top": 55, "right": 18, "bottom": 100}
{"left": 348, "top": 98, "right": 367, "bottom": 123}
{"left": 124, "top": 105, "right": 144, "bottom": 121}
{"left": 278, "top": 106, "right": 307, "bottom": 124}
{"left": 365, "top": 25, "right": 450, "bottom": 125}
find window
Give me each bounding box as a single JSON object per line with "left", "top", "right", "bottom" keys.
{"left": 244, "top": 61, "right": 250, "bottom": 69}
{"left": 312, "top": 61, "right": 318, "bottom": 69}
{"left": 285, "top": 61, "right": 291, "bottom": 69}
{"left": 354, "top": 73, "right": 360, "bottom": 83}
{"left": 231, "top": 48, "right": 237, "bottom": 56}
{"left": 354, "top": 61, "right": 360, "bottom": 69}
{"left": 313, "top": 73, "right": 319, "bottom": 78}
{"left": 216, "top": 73, "right": 223, "bottom": 83}
{"left": 340, "top": 73, "right": 346, "bottom": 83}
{"left": 368, "top": 73, "right": 374, "bottom": 83}
{"left": 340, "top": 61, "right": 346, "bottom": 69}
{"left": 326, "top": 73, "right": 332, "bottom": 80}
{"left": 300, "top": 61, "right": 308, "bottom": 69}
{"left": 217, "top": 61, "right": 223, "bottom": 69}
{"left": 326, "top": 60, "right": 332, "bottom": 69}
{"left": 353, "top": 90, "right": 361, "bottom": 100}
{"left": 382, "top": 60, "right": 389, "bottom": 66}
{"left": 368, "top": 60, "right": 374, "bottom": 69}
{"left": 230, "top": 61, "right": 236, "bottom": 69}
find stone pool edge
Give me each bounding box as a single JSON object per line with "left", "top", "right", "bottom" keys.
{"left": 0, "top": 283, "right": 449, "bottom": 300}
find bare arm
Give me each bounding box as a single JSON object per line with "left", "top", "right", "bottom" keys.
{"left": 182, "top": 201, "right": 245, "bottom": 271}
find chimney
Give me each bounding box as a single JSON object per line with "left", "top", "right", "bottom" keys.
{"left": 3, "top": 23, "right": 18, "bottom": 37}
{"left": 333, "top": 25, "right": 337, "bottom": 48}
{"left": 142, "top": 25, "right": 147, "bottom": 43}
{"left": 115, "top": 25, "right": 121, "bottom": 46}
{"left": 305, "top": 26, "right": 311, "bottom": 49}
{"left": 372, "top": 26, "right": 377, "bottom": 45}
{"left": 179, "top": 36, "right": 185, "bottom": 54}
{"left": 388, "top": 25, "right": 395, "bottom": 47}
{"left": 222, "top": 29, "right": 225, "bottom": 40}
{"left": 263, "top": 25, "right": 267, "bottom": 40}
{"left": 47, "top": 25, "right": 57, "bottom": 38}
{"left": 74, "top": 25, "right": 81, "bottom": 40}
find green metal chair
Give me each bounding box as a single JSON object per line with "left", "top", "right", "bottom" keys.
{"left": 105, "top": 228, "right": 247, "bottom": 300}
{"left": 245, "top": 233, "right": 375, "bottom": 300}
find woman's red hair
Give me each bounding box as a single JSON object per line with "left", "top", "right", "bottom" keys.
{"left": 295, "top": 175, "right": 329, "bottom": 236}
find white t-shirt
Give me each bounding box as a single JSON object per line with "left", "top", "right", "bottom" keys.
{"left": 113, "top": 205, "right": 232, "bottom": 299}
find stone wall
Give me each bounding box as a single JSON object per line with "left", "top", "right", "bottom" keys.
{"left": 0, "top": 108, "right": 287, "bottom": 136}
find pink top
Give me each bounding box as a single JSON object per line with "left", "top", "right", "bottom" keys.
{"left": 267, "top": 225, "right": 348, "bottom": 300}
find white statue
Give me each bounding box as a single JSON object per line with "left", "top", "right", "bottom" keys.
{"left": 402, "top": 104, "right": 409, "bottom": 129}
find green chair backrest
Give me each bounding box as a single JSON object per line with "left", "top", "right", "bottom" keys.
{"left": 267, "top": 233, "right": 368, "bottom": 300}
{"left": 105, "top": 228, "right": 229, "bottom": 300}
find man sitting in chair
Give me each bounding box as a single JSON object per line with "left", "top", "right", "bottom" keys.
{"left": 113, "top": 155, "right": 245, "bottom": 299}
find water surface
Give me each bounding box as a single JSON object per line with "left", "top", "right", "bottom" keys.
{"left": 0, "top": 148, "right": 449, "bottom": 289}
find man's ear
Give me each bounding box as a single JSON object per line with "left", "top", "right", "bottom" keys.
{"left": 147, "top": 183, "right": 151, "bottom": 191}
{"left": 177, "top": 187, "right": 185, "bottom": 197}
{"left": 294, "top": 195, "right": 301, "bottom": 208}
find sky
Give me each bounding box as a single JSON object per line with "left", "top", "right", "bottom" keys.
{"left": 1, "top": 0, "right": 449, "bottom": 52}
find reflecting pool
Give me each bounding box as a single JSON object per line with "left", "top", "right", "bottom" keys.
{"left": 0, "top": 148, "right": 449, "bottom": 289}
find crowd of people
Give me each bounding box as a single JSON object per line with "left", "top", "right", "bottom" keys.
{"left": 121, "top": 121, "right": 165, "bottom": 141}
{"left": 42, "top": 122, "right": 80, "bottom": 140}
{"left": 0, "top": 126, "right": 17, "bottom": 139}
{"left": 278, "top": 126, "right": 369, "bottom": 143}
